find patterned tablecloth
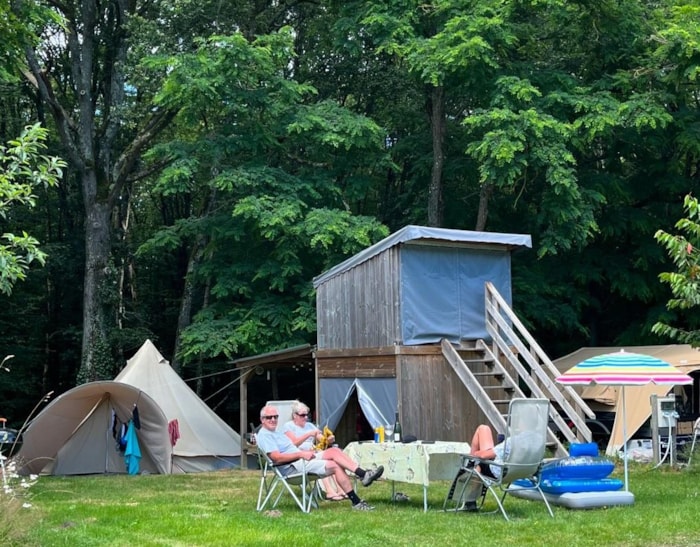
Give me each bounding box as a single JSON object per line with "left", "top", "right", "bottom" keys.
{"left": 344, "top": 440, "right": 471, "bottom": 510}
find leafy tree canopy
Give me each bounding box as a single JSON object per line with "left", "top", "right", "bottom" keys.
{"left": 0, "top": 124, "right": 65, "bottom": 295}
{"left": 138, "top": 29, "right": 390, "bottom": 362}
{"left": 653, "top": 194, "right": 700, "bottom": 346}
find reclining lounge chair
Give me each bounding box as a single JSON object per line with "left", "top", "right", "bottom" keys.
{"left": 443, "top": 397, "right": 555, "bottom": 521}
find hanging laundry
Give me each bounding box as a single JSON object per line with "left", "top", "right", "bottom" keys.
{"left": 132, "top": 405, "right": 141, "bottom": 429}
{"left": 111, "top": 410, "right": 128, "bottom": 453}
{"left": 168, "top": 419, "right": 180, "bottom": 447}
{"left": 124, "top": 419, "right": 141, "bottom": 475}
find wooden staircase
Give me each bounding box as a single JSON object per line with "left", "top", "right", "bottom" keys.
{"left": 441, "top": 281, "right": 598, "bottom": 459}
{"left": 442, "top": 339, "right": 569, "bottom": 458}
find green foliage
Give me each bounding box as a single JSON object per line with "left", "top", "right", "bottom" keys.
{"left": 5, "top": 0, "right": 700, "bottom": 411}
{"left": 140, "top": 26, "right": 390, "bottom": 363}
{"left": 361, "top": 0, "right": 516, "bottom": 84}
{"left": 463, "top": 76, "right": 607, "bottom": 255}
{"left": 0, "top": 125, "right": 65, "bottom": 295}
{"left": 649, "top": 2, "right": 700, "bottom": 90}
{"left": 0, "top": 0, "right": 62, "bottom": 82}
{"left": 174, "top": 199, "right": 388, "bottom": 361}
{"left": 287, "top": 101, "right": 383, "bottom": 151}
{"left": 653, "top": 194, "right": 700, "bottom": 346}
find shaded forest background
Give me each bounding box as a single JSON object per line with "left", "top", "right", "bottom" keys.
{"left": 1, "top": 0, "right": 699, "bottom": 429}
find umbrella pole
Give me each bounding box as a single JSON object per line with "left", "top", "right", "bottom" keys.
{"left": 622, "top": 386, "right": 629, "bottom": 491}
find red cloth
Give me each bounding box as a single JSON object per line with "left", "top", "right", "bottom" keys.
{"left": 168, "top": 419, "right": 180, "bottom": 447}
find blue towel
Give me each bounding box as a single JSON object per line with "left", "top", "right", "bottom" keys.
{"left": 124, "top": 419, "right": 141, "bottom": 475}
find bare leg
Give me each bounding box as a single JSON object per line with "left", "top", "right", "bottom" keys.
{"left": 464, "top": 425, "right": 496, "bottom": 506}
{"left": 470, "top": 424, "right": 497, "bottom": 459}
{"left": 323, "top": 461, "right": 354, "bottom": 493}
{"left": 321, "top": 476, "right": 346, "bottom": 499}
{"left": 319, "top": 446, "right": 362, "bottom": 473}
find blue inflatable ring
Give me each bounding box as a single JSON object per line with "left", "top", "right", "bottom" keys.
{"left": 540, "top": 456, "right": 615, "bottom": 481}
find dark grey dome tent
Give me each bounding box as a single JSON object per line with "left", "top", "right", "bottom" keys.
{"left": 17, "top": 381, "right": 172, "bottom": 475}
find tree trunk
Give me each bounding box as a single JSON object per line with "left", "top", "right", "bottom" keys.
{"left": 20, "top": 1, "right": 176, "bottom": 382}
{"left": 171, "top": 245, "right": 200, "bottom": 374}
{"left": 428, "top": 85, "right": 446, "bottom": 227}
{"left": 172, "top": 291, "right": 192, "bottom": 374}
{"left": 475, "top": 183, "right": 494, "bottom": 231}
{"left": 172, "top": 191, "right": 216, "bottom": 372}
{"left": 79, "top": 199, "right": 112, "bottom": 383}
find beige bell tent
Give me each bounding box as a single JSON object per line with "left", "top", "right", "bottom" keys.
{"left": 17, "top": 381, "right": 172, "bottom": 475}
{"left": 115, "top": 340, "right": 241, "bottom": 472}
{"left": 553, "top": 345, "right": 700, "bottom": 456}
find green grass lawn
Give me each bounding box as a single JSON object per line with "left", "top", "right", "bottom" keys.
{"left": 5, "top": 461, "right": 700, "bottom": 546}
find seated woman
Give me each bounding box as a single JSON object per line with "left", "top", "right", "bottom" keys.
{"left": 460, "top": 424, "right": 508, "bottom": 511}
{"left": 280, "top": 400, "right": 348, "bottom": 501}
{"left": 469, "top": 424, "right": 508, "bottom": 479}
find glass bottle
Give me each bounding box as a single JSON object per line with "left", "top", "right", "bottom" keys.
{"left": 393, "top": 411, "right": 402, "bottom": 442}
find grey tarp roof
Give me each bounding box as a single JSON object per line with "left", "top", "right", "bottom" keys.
{"left": 313, "top": 225, "right": 532, "bottom": 287}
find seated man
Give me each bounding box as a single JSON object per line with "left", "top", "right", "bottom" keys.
{"left": 280, "top": 400, "right": 345, "bottom": 501}
{"left": 256, "top": 404, "right": 383, "bottom": 511}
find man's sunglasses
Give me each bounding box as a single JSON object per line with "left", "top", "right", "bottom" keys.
{"left": 295, "top": 412, "right": 309, "bottom": 417}
{"left": 261, "top": 415, "right": 279, "bottom": 420}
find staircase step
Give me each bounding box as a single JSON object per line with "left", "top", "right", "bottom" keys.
{"left": 459, "top": 358, "right": 493, "bottom": 365}
{"left": 478, "top": 380, "right": 511, "bottom": 387}
{"left": 481, "top": 384, "right": 514, "bottom": 390}
{"left": 472, "top": 372, "right": 504, "bottom": 378}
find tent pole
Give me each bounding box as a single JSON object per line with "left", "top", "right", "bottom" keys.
{"left": 622, "top": 387, "right": 629, "bottom": 491}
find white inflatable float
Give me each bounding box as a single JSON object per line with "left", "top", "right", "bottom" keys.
{"left": 510, "top": 484, "right": 635, "bottom": 509}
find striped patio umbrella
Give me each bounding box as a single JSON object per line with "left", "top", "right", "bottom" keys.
{"left": 556, "top": 350, "right": 693, "bottom": 491}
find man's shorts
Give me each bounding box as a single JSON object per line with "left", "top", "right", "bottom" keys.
{"left": 290, "top": 458, "right": 328, "bottom": 476}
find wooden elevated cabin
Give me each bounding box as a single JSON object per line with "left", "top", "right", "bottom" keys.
{"left": 237, "top": 225, "right": 595, "bottom": 466}
{"left": 313, "top": 226, "right": 593, "bottom": 457}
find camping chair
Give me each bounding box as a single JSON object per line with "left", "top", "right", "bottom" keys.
{"left": 255, "top": 448, "right": 326, "bottom": 514}
{"left": 443, "top": 398, "right": 555, "bottom": 521}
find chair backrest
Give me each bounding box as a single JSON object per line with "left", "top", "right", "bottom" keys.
{"left": 500, "top": 398, "right": 550, "bottom": 483}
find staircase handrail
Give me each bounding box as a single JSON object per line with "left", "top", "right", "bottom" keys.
{"left": 441, "top": 339, "right": 508, "bottom": 433}
{"left": 476, "top": 338, "right": 576, "bottom": 451}
{"left": 484, "top": 282, "right": 595, "bottom": 440}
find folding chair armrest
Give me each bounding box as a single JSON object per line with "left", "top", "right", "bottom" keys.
{"left": 460, "top": 454, "right": 500, "bottom": 470}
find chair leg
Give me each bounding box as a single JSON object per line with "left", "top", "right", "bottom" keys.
{"left": 445, "top": 470, "right": 483, "bottom": 512}
{"left": 307, "top": 479, "right": 322, "bottom": 511}
{"left": 688, "top": 429, "right": 699, "bottom": 466}
{"left": 256, "top": 478, "right": 266, "bottom": 511}
{"left": 537, "top": 486, "right": 555, "bottom": 518}
{"left": 444, "top": 467, "right": 466, "bottom": 507}
{"left": 257, "top": 478, "right": 282, "bottom": 511}
{"left": 493, "top": 488, "right": 511, "bottom": 521}
{"left": 444, "top": 471, "right": 472, "bottom": 512}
